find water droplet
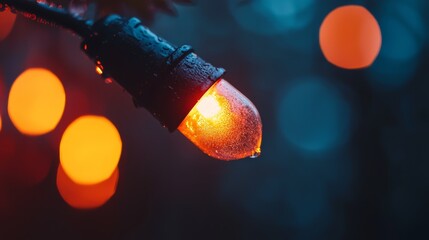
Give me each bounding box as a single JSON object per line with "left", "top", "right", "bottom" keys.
{"left": 104, "top": 78, "right": 113, "bottom": 84}
{"left": 69, "top": 0, "right": 87, "bottom": 17}
{"left": 95, "top": 63, "right": 103, "bottom": 75}
{"left": 249, "top": 148, "right": 261, "bottom": 158}
{"left": 36, "top": 0, "right": 48, "bottom": 5}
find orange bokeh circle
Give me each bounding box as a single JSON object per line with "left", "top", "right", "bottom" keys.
{"left": 57, "top": 164, "right": 119, "bottom": 209}
{"left": 320, "top": 5, "right": 382, "bottom": 69}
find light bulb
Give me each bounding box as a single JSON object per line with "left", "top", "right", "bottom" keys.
{"left": 178, "top": 79, "right": 262, "bottom": 160}
{"left": 82, "top": 15, "right": 263, "bottom": 160}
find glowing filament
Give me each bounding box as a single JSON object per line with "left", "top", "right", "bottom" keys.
{"left": 196, "top": 95, "right": 221, "bottom": 119}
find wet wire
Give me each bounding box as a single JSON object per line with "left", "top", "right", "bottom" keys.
{"left": 0, "top": 0, "right": 92, "bottom": 37}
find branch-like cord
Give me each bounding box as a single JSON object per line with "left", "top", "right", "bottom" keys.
{"left": 0, "top": 0, "right": 92, "bottom": 37}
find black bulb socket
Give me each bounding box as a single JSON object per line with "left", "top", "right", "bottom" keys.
{"left": 82, "top": 15, "right": 225, "bottom": 131}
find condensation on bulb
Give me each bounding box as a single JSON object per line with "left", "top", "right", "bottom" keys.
{"left": 178, "top": 79, "right": 262, "bottom": 160}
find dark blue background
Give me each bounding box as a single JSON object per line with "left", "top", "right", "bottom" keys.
{"left": 1, "top": 0, "right": 429, "bottom": 239}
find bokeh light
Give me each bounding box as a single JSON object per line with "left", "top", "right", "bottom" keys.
{"left": 0, "top": 114, "right": 2, "bottom": 132}
{"left": 0, "top": 8, "right": 16, "bottom": 41}
{"left": 319, "top": 5, "right": 382, "bottom": 69}
{"left": 60, "top": 115, "right": 122, "bottom": 185}
{"left": 229, "top": 0, "right": 316, "bottom": 35}
{"left": 278, "top": 77, "right": 352, "bottom": 152}
{"left": 368, "top": 2, "right": 426, "bottom": 88}
{"left": 57, "top": 164, "right": 119, "bottom": 209}
{"left": 8, "top": 68, "right": 66, "bottom": 136}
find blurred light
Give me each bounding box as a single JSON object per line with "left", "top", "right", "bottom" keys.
{"left": 379, "top": 3, "right": 425, "bottom": 62}
{"left": 229, "top": 0, "right": 316, "bottom": 35}
{"left": 0, "top": 114, "right": 2, "bottom": 132}
{"left": 196, "top": 95, "right": 221, "bottom": 118}
{"left": 369, "top": 2, "right": 425, "bottom": 88}
{"left": 60, "top": 115, "right": 122, "bottom": 185}
{"left": 95, "top": 65, "right": 103, "bottom": 75}
{"left": 95, "top": 61, "right": 104, "bottom": 75}
{"left": 278, "top": 78, "right": 352, "bottom": 151}
{"left": 319, "top": 5, "right": 382, "bottom": 69}
{"left": 178, "top": 79, "right": 262, "bottom": 160}
{"left": 68, "top": 0, "right": 88, "bottom": 18}
{"left": 57, "top": 164, "right": 118, "bottom": 209}
{"left": 0, "top": 8, "right": 16, "bottom": 41}
{"left": 8, "top": 68, "right": 66, "bottom": 136}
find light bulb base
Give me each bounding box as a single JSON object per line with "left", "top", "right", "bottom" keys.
{"left": 82, "top": 15, "right": 225, "bottom": 131}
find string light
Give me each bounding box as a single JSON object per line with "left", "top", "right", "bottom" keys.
{"left": 178, "top": 79, "right": 262, "bottom": 160}
{"left": 82, "top": 15, "right": 263, "bottom": 160}
{"left": 1, "top": 1, "right": 263, "bottom": 160}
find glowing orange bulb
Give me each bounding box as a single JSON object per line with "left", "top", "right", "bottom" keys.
{"left": 178, "top": 79, "right": 262, "bottom": 160}
{"left": 319, "top": 5, "right": 382, "bottom": 69}
{"left": 0, "top": 114, "right": 2, "bottom": 132}
{"left": 0, "top": 8, "right": 16, "bottom": 41}
{"left": 8, "top": 68, "right": 66, "bottom": 136}
{"left": 95, "top": 65, "right": 103, "bottom": 75}
{"left": 56, "top": 164, "right": 119, "bottom": 209}
{"left": 60, "top": 115, "right": 122, "bottom": 185}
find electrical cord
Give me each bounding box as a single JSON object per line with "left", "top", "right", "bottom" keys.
{"left": 0, "top": 0, "right": 92, "bottom": 37}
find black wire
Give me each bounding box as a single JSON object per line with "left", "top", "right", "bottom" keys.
{"left": 0, "top": 0, "right": 92, "bottom": 37}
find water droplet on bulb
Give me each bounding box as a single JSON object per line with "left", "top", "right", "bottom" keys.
{"left": 249, "top": 148, "right": 261, "bottom": 159}
{"left": 36, "top": 0, "right": 48, "bottom": 5}
{"left": 95, "top": 60, "right": 104, "bottom": 75}
{"left": 69, "top": 0, "right": 88, "bottom": 17}
{"left": 95, "top": 64, "right": 103, "bottom": 75}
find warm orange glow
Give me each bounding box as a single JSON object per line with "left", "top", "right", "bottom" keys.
{"left": 56, "top": 164, "right": 118, "bottom": 209}
{"left": 178, "top": 79, "right": 262, "bottom": 160}
{"left": 319, "top": 5, "right": 382, "bottom": 69}
{"left": 60, "top": 115, "right": 122, "bottom": 185}
{"left": 95, "top": 65, "right": 103, "bottom": 75}
{"left": 0, "top": 9, "right": 16, "bottom": 41}
{"left": 8, "top": 68, "right": 66, "bottom": 136}
{"left": 0, "top": 114, "right": 2, "bottom": 132}
{"left": 196, "top": 95, "right": 221, "bottom": 118}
